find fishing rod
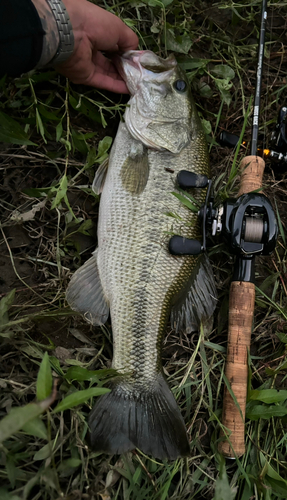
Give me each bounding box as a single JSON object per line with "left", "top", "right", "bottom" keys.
{"left": 219, "top": 104, "right": 287, "bottom": 166}
{"left": 169, "top": 0, "right": 277, "bottom": 458}
{"left": 218, "top": 0, "right": 270, "bottom": 458}
{"left": 215, "top": 0, "right": 279, "bottom": 458}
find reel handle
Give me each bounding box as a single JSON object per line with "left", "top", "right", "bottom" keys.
{"left": 218, "top": 155, "right": 265, "bottom": 458}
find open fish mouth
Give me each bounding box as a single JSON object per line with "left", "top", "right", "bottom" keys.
{"left": 115, "top": 50, "right": 177, "bottom": 95}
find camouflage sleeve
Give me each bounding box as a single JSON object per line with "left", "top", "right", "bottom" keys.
{"left": 31, "top": 0, "right": 60, "bottom": 68}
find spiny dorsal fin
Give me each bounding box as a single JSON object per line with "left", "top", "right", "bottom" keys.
{"left": 66, "top": 250, "right": 109, "bottom": 326}
{"left": 120, "top": 146, "right": 149, "bottom": 195}
{"left": 92, "top": 157, "right": 109, "bottom": 195}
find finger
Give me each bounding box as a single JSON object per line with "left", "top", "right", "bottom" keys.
{"left": 116, "top": 24, "right": 139, "bottom": 52}
{"left": 88, "top": 8, "right": 138, "bottom": 53}
{"left": 91, "top": 52, "right": 122, "bottom": 80}
{"left": 59, "top": 56, "right": 129, "bottom": 92}
{"left": 58, "top": 60, "right": 130, "bottom": 92}
{"left": 89, "top": 54, "right": 130, "bottom": 92}
{"left": 86, "top": 72, "right": 129, "bottom": 93}
{"left": 92, "top": 27, "right": 138, "bottom": 53}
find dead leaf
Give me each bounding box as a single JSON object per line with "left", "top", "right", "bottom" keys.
{"left": 10, "top": 199, "right": 46, "bottom": 222}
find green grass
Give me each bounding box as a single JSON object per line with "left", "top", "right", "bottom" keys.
{"left": 1, "top": 1, "right": 287, "bottom": 499}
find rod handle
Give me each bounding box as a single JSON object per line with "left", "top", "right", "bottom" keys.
{"left": 219, "top": 154, "right": 265, "bottom": 458}
{"left": 238, "top": 155, "right": 265, "bottom": 196}
{"left": 218, "top": 281, "right": 255, "bottom": 457}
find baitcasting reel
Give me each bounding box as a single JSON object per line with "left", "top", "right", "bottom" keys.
{"left": 169, "top": 170, "right": 278, "bottom": 281}
{"left": 269, "top": 105, "right": 287, "bottom": 162}
{"left": 219, "top": 105, "right": 287, "bottom": 164}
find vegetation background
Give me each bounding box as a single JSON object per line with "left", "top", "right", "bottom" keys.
{"left": 0, "top": 0, "right": 287, "bottom": 499}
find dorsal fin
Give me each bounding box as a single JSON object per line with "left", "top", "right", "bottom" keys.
{"left": 92, "top": 157, "right": 109, "bottom": 195}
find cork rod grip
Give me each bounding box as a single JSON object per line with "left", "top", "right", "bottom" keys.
{"left": 237, "top": 155, "right": 265, "bottom": 196}
{"left": 218, "top": 155, "right": 265, "bottom": 458}
{"left": 218, "top": 282, "right": 255, "bottom": 457}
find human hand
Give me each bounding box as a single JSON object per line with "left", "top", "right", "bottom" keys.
{"left": 55, "top": 0, "right": 138, "bottom": 93}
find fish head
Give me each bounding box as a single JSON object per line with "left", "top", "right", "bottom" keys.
{"left": 117, "top": 51, "right": 197, "bottom": 154}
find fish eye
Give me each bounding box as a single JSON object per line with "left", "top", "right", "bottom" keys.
{"left": 174, "top": 80, "right": 187, "bottom": 92}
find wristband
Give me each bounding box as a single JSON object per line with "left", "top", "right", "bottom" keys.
{"left": 45, "top": 0, "right": 74, "bottom": 64}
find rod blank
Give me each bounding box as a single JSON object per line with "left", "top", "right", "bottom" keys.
{"left": 250, "top": 0, "right": 268, "bottom": 156}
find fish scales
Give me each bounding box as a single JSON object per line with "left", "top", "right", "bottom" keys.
{"left": 98, "top": 123, "right": 207, "bottom": 383}
{"left": 66, "top": 50, "right": 217, "bottom": 460}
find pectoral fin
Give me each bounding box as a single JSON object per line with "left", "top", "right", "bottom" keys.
{"left": 66, "top": 250, "right": 109, "bottom": 325}
{"left": 121, "top": 149, "right": 149, "bottom": 195}
{"left": 170, "top": 255, "right": 217, "bottom": 333}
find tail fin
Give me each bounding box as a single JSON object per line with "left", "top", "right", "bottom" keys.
{"left": 88, "top": 375, "right": 190, "bottom": 460}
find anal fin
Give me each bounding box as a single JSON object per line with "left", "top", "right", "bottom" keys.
{"left": 171, "top": 254, "right": 217, "bottom": 334}
{"left": 66, "top": 250, "right": 109, "bottom": 325}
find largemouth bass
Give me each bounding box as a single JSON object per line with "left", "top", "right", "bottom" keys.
{"left": 66, "top": 50, "right": 217, "bottom": 460}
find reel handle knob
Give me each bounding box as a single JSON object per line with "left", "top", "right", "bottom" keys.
{"left": 177, "top": 170, "right": 209, "bottom": 189}
{"left": 169, "top": 235, "right": 202, "bottom": 256}
{"left": 218, "top": 131, "right": 240, "bottom": 148}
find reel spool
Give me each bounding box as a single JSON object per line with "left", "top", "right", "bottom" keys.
{"left": 244, "top": 217, "right": 264, "bottom": 243}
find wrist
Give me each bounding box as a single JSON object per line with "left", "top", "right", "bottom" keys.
{"left": 31, "top": 0, "right": 74, "bottom": 68}
{"left": 45, "top": 0, "right": 74, "bottom": 65}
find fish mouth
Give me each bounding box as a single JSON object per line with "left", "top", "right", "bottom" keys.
{"left": 115, "top": 51, "right": 177, "bottom": 95}
{"left": 114, "top": 51, "right": 144, "bottom": 89}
